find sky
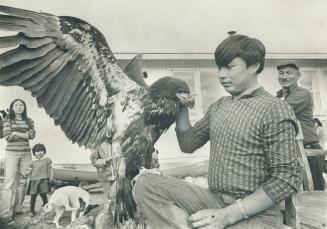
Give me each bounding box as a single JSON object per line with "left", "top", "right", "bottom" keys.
{"left": 0, "top": 0, "right": 326, "bottom": 163}
{"left": 0, "top": 0, "right": 326, "bottom": 53}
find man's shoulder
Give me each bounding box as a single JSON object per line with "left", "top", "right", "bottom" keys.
{"left": 293, "top": 86, "right": 311, "bottom": 96}
{"left": 260, "top": 91, "right": 296, "bottom": 117}
{"left": 260, "top": 90, "right": 288, "bottom": 105}
{"left": 209, "top": 96, "right": 230, "bottom": 109}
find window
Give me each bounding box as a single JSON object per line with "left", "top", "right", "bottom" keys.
{"left": 299, "top": 69, "right": 314, "bottom": 91}
{"left": 172, "top": 69, "right": 227, "bottom": 121}
{"left": 200, "top": 70, "right": 228, "bottom": 112}
{"left": 300, "top": 68, "right": 323, "bottom": 115}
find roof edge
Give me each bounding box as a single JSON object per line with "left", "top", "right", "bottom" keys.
{"left": 115, "top": 53, "right": 327, "bottom": 60}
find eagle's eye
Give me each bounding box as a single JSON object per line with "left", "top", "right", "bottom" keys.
{"left": 178, "top": 88, "right": 183, "bottom": 93}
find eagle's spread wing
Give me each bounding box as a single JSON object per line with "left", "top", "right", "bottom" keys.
{"left": 0, "top": 5, "right": 144, "bottom": 148}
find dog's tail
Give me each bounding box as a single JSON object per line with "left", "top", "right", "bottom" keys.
{"left": 43, "top": 203, "right": 53, "bottom": 212}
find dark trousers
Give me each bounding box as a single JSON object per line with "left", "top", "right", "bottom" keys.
{"left": 133, "top": 174, "right": 283, "bottom": 229}
{"left": 30, "top": 193, "right": 48, "bottom": 212}
{"left": 305, "top": 143, "right": 325, "bottom": 190}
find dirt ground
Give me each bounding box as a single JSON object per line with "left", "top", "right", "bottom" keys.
{"left": 0, "top": 180, "right": 105, "bottom": 229}
{"left": 0, "top": 176, "right": 208, "bottom": 229}
{"left": 2, "top": 174, "right": 325, "bottom": 229}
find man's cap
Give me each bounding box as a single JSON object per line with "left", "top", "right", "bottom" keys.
{"left": 276, "top": 60, "right": 299, "bottom": 70}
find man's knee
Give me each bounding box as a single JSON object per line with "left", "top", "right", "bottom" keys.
{"left": 132, "top": 174, "right": 155, "bottom": 202}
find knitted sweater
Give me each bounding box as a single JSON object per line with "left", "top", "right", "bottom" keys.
{"left": 2, "top": 118, "right": 36, "bottom": 152}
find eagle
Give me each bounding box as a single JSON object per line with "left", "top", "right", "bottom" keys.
{"left": 0, "top": 5, "right": 194, "bottom": 225}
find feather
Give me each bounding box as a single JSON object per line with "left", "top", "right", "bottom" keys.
{"left": 45, "top": 65, "right": 83, "bottom": 116}
{"left": 0, "top": 33, "right": 54, "bottom": 49}
{"left": 0, "top": 43, "right": 56, "bottom": 69}
{"left": 63, "top": 84, "right": 90, "bottom": 132}
{"left": 0, "top": 49, "right": 59, "bottom": 83}
{"left": 58, "top": 83, "right": 85, "bottom": 126}
{"left": 52, "top": 72, "right": 84, "bottom": 119}
{"left": 0, "top": 14, "right": 40, "bottom": 30}
{"left": 37, "top": 60, "right": 74, "bottom": 109}
{"left": 0, "top": 5, "right": 55, "bottom": 24}
{"left": 69, "top": 96, "right": 93, "bottom": 138}
{"left": 22, "top": 50, "right": 68, "bottom": 88}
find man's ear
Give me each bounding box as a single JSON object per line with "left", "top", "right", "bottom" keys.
{"left": 249, "top": 63, "right": 260, "bottom": 74}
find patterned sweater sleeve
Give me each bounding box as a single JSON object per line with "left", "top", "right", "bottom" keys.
{"left": 261, "top": 102, "right": 303, "bottom": 203}
{"left": 3, "top": 119, "right": 19, "bottom": 142}
{"left": 175, "top": 104, "right": 212, "bottom": 153}
{"left": 27, "top": 118, "right": 36, "bottom": 139}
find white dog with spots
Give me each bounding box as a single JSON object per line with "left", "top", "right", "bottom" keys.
{"left": 44, "top": 186, "right": 98, "bottom": 228}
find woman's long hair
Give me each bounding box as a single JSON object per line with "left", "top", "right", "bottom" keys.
{"left": 8, "top": 99, "right": 28, "bottom": 121}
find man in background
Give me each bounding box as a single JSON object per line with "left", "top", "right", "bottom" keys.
{"left": 90, "top": 143, "right": 115, "bottom": 198}
{"left": 277, "top": 61, "right": 325, "bottom": 190}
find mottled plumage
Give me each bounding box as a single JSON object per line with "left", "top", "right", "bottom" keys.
{"left": 0, "top": 5, "right": 194, "bottom": 224}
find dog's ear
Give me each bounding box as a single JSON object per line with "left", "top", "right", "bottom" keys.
{"left": 83, "top": 204, "right": 99, "bottom": 216}
{"left": 78, "top": 197, "right": 86, "bottom": 211}
{"left": 43, "top": 203, "right": 52, "bottom": 212}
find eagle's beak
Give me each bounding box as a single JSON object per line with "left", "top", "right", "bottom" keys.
{"left": 176, "top": 93, "right": 195, "bottom": 108}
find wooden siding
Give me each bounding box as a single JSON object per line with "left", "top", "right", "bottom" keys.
{"left": 119, "top": 58, "right": 327, "bottom": 70}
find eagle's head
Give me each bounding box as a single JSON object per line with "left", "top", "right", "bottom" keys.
{"left": 144, "top": 77, "right": 195, "bottom": 129}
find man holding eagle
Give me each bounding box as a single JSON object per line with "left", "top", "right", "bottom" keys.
{"left": 133, "top": 35, "right": 302, "bottom": 228}
{"left": 0, "top": 5, "right": 301, "bottom": 229}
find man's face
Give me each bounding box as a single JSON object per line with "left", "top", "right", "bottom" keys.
{"left": 217, "top": 57, "right": 258, "bottom": 96}
{"left": 278, "top": 66, "right": 300, "bottom": 89}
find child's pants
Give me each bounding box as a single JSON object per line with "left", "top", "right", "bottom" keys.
{"left": 30, "top": 193, "right": 48, "bottom": 212}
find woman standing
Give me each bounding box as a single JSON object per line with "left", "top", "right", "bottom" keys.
{"left": 0, "top": 99, "right": 35, "bottom": 221}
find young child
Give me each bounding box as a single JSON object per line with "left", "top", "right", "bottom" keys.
{"left": 26, "top": 143, "right": 53, "bottom": 217}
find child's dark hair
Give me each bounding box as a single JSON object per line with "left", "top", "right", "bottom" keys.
{"left": 214, "top": 34, "right": 266, "bottom": 74}
{"left": 32, "top": 143, "right": 46, "bottom": 156}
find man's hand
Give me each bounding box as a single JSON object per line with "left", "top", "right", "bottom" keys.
{"left": 188, "top": 208, "right": 233, "bottom": 229}
{"left": 11, "top": 131, "right": 19, "bottom": 136}
{"left": 104, "top": 157, "right": 112, "bottom": 165}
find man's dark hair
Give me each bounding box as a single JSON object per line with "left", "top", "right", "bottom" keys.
{"left": 32, "top": 143, "right": 47, "bottom": 156}
{"left": 214, "top": 34, "right": 266, "bottom": 74}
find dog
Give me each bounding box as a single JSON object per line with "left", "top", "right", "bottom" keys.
{"left": 44, "top": 186, "right": 98, "bottom": 228}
